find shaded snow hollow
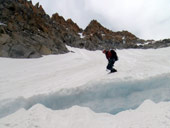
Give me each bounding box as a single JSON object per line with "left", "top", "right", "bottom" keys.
{"left": 0, "top": 46, "right": 170, "bottom": 128}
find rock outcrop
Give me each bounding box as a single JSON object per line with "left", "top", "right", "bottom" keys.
{"left": 0, "top": 0, "right": 69, "bottom": 58}
{"left": 51, "top": 13, "right": 82, "bottom": 33}
{"left": 81, "top": 20, "right": 141, "bottom": 50}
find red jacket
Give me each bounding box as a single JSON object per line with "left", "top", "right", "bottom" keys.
{"left": 106, "top": 51, "right": 112, "bottom": 59}
{"left": 104, "top": 50, "right": 118, "bottom": 61}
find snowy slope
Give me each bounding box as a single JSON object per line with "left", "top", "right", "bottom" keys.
{"left": 0, "top": 46, "right": 170, "bottom": 128}
{"left": 0, "top": 46, "right": 170, "bottom": 100}
{"left": 0, "top": 46, "right": 106, "bottom": 100}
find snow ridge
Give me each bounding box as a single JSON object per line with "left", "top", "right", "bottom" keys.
{"left": 0, "top": 100, "right": 170, "bottom": 128}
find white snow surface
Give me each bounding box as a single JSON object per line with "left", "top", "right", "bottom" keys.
{"left": 1, "top": 100, "right": 170, "bottom": 128}
{"left": 0, "top": 46, "right": 170, "bottom": 128}
{"left": 78, "top": 32, "right": 85, "bottom": 38}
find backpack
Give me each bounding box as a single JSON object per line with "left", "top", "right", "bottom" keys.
{"left": 110, "top": 50, "right": 118, "bottom": 61}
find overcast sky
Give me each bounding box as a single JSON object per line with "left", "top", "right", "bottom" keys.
{"left": 32, "top": 0, "right": 170, "bottom": 40}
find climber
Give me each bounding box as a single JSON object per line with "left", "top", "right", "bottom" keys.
{"left": 103, "top": 49, "right": 118, "bottom": 73}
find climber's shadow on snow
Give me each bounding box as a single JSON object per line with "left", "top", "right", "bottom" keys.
{"left": 0, "top": 73, "right": 170, "bottom": 118}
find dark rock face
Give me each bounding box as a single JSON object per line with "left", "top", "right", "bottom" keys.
{"left": 144, "top": 39, "right": 170, "bottom": 49}
{"left": 0, "top": 0, "right": 69, "bottom": 58}
{"left": 0, "top": 0, "right": 170, "bottom": 58}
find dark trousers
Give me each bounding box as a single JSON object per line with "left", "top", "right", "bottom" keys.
{"left": 107, "top": 59, "right": 115, "bottom": 71}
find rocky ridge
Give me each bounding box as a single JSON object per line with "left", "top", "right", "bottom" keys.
{"left": 0, "top": 0, "right": 170, "bottom": 58}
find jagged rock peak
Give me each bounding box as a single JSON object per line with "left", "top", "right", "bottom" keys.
{"left": 66, "top": 19, "right": 83, "bottom": 33}
{"left": 83, "top": 20, "right": 112, "bottom": 35}
{"left": 51, "top": 13, "right": 82, "bottom": 33}
{"left": 88, "top": 20, "right": 103, "bottom": 28}
{"left": 35, "top": 2, "right": 40, "bottom": 8}
{"left": 51, "top": 13, "right": 66, "bottom": 25}
{"left": 84, "top": 19, "right": 138, "bottom": 39}
{"left": 4, "top": 0, "right": 46, "bottom": 15}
